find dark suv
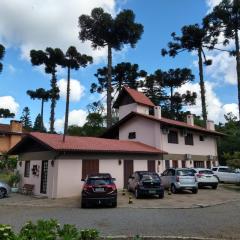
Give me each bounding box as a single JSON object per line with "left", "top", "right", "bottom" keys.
{"left": 81, "top": 173, "right": 117, "bottom": 208}
{"left": 127, "top": 171, "right": 164, "bottom": 199}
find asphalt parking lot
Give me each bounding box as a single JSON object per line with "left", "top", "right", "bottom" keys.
{"left": 1, "top": 185, "right": 240, "bottom": 239}
{"left": 0, "top": 184, "right": 240, "bottom": 209}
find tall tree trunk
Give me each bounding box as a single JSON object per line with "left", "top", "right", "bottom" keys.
{"left": 198, "top": 47, "right": 207, "bottom": 123}
{"left": 107, "top": 45, "right": 112, "bottom": 128}
{"left": 234, "top": 28, "right": 240, "bottom": 120}
{"left": 50, "top": 71, "right": 57, "bottom": 133}
{"left": 41, "top": 99, "right": 44, "bottom": 131}
{"left": 63, "top": 66, "right": 71, "bottom": 142}
{"left": 170, "top": 86, "right": 173, "bottom": 117}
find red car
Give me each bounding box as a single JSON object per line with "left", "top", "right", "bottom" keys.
{"left": 81, "top": 173, "right": 117, "bottom": 208}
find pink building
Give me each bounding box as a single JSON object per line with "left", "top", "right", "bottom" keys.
{"left": 9, "top": 87, "right": 223, "bottom": 198}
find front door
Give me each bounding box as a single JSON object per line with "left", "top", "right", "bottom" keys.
{"left": 82, "top": 159, "right": 99, "bottom": 179}
{"left": 40, "top": 160, "right": 48, "bottom": 194}
{"left": 148, "top": 160, "right": 156, "bottom": 172}
{"left": 124, "top": 160, "right": 133, "bottom": 188}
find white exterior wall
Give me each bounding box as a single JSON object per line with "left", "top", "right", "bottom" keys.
{"left": 17, "top": 160, "right": 54, "bottom": 198}
{"left": 161, "top": 129, "right": 217, "bottom": 156}
{"left": 56, "top": 159, "right": 83, "bottom": 198}
{"left": 133, "top": 160, "right": 148, "bottom": 172}
{"left": 119, "top": 103, "right": 149, "bottom": 120}
{"left": 99, "top": 159, "right": 123, "bottom": 189}
{"left": 119, "top": 117, "right": 157, "bottom": 147}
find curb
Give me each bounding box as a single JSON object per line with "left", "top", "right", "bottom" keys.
{"left": 100, "top": 235, "right": 230, "bottom": 240}
{"left": 1, "top": 199, "right": 239, "bottom": 209}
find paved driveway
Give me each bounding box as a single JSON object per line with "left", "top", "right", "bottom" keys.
{"left": 1, "top": 185, "right": 240, "bottom": 209}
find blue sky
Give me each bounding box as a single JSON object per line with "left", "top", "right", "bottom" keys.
{"left": 0, "top": 0, "right": 238, "bottom": 131}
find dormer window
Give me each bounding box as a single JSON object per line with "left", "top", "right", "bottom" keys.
{"left": 128, "top": 132, "right": 136, "bottom": 139}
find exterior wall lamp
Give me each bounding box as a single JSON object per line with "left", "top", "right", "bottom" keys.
{"left": 118, "top": 159, "right": 122, "bottom": 165}
{"left": 51, "top": 159, "right": 55, "bottom": 167}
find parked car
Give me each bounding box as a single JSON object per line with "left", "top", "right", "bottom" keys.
{"left": 161, "top": 168, "right": 198, "bottom": 194}
{"left": 192, "top": 168, "right": 218, "bottom": 189}
{"left": 0, "top": 181, "right": 11, "bottom": 199}
{"left": 81, "top": 173, "right": 117, "bottom": 208}
{"left": 212, "top": 166, "right": 240, "bottom": 183}
{"left": 127, "top": 171, "right": 164, "bottom": 199}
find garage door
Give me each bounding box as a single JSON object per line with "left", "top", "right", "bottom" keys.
{"left": 82, "top": 159, "right": 99, "bottom": 179}
{"left": 124, "top": 160, "right": 133, "bottom": 188}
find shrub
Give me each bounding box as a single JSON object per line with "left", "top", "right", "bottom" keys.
{"left": 8, "top": 171, "right": 21, "bottom": 187}
{"left": 0, "top": 224, "right": 15, "bottom": 240}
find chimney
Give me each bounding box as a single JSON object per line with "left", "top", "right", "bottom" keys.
{"left": 154, "top": 106, "right": 161, "bottom": 119}
{"left": 186, "top": 114, "right": 194, "bottom": 126}
{"left": 206, "top": 120, "right": 215, "bottom": 131}
{"left": 10, "top": 120, "right": 23, "bottom": 133}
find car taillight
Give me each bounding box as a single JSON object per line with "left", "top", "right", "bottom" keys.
{"left": 106, "top": 184, "right": 116, "bottom": 191}
{"left": 176, "top": 176, "right": 180, "bottom": 182}
{"left": 196, "top": 173, "right": 204, "bottom": 178}
{"left": 83, "top": 185, "right": 92, "bottom": 191}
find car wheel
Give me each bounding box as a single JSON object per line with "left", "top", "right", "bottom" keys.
{"left": 0, "top": 188, "right": 6, "bottom": 199}
{"left": 158, "top": 192, "right": 164, "bottom": 199}
{"left": 135, "top": 188, "right": 140, "bottom": 199}
{"left": 81, "top": 199, "right": 86, "bottom": 208}
{"left": 192, "top": 188, "right": 198, "bottom": 194}
{"left": 112, "top": 201, "right": 117, "bottom": 208}
{"left": 171, "top": 184, "right": 177, "bottom": 194}
{"left": 212, "top": 184, "right": 218, "bottom": 190}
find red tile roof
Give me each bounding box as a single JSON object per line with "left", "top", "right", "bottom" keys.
{"left": 9, "top": 132, "right": 166, "bottom": 155}
{"left": 114, "top": 86, "right": 155, "bottom": 108}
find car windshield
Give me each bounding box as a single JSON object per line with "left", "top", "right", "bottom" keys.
{"left": 177, "top": 169, "right": 195, "bottom": 176}
{"left": 199, "top": 170, "right": 213, "bottom": 175}
{"left": 140, "top": 173, "right": 160, "bottom": 181}
{"left": 87, "top": 178, "right": 112, "bottom": 185}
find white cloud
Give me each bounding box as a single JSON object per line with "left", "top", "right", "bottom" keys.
{"left": 8, "top": 64, "right": 16, "bottom": 73}
{"left": 206, "top": 51, "right": 236, "bottom": 85}
{"left": 205, "top": 0, "right": 222, "bottom": 12}
{"left": 57, "top": 79, "right": 85, "bottom": 102}
{"left": 0, "top": 0, "right": 116, "bottom": 62}
{"left": 0, "top": 96, "right": 19, "bottom": 116}
{"left": 55, "top": 109, "right": 88, "bottom": 132}
{"left": 176, "top": 81, "right": 239, "bottom": 123}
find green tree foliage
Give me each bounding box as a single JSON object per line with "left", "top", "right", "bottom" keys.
{"left": 20, "top": 107, "right": 32, "bottom": 130}
{"left": 0, "top": 108, "right": 15, "bottom": 118}
{"left": 204, "top": 0, "right": 240, "bottom": 120}
{"left": 33, "top": 114, "right": 46, "bottom": 132}
{"left": 68, "top": 101, "right": 106, "bottom": 137}
{"left": 27, "top": 88, "right": 51, "bottom": 131}
{"left": 61, "top": 46, "right": 92, "bottom": 141}
{"left": 162, "top": 24, "right": 215, "bottom": 122}
{"left": 0, "top": 44, "right": 5, "bottom": 74}
{"left": 216, "top": 112, "right": 240, "bottom": 164}
{"left": 91, "top": 62, "right": 147, "bottom": 96}
{"left": 79, "top": 8, "right": 144, "bottom": 128}
{"left": 142, "top": 68, "right": 197, "bottom": 120}
{"left": 30, "top": 48, "right": 65, "bottom": 133}
{"left": 224, "top": 152, "right": 240, "bottom": 169}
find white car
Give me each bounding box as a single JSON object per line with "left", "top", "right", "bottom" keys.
{"left": 0, "top": 181, "right": 11, "bottom": 198}
{"left": 192, "top": 168, "right": 218, "bottom": 189}
{"left": 212, "top": 166, "right": 240, "bottom": 183}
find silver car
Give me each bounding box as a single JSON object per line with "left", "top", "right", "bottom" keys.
{"left": 192, "top": 168, "right": 218, "bottom": 189}
{"left": 0, "top": 181, "right": 11, "bottom": 198}
{"left": 161, "top": 168, "right": 198, "bottom": 194}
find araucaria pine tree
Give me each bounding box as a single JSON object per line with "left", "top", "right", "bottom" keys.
{"left": 20, "top": 107, "right": 32, "bottom": 130}
{"left": 0, "top": 44, "right": 5, "bottom": 75}
{"left": 162, "top": 24, "right": 215, "bottom": 122}
{"left": 79, "top": 8, "right": 144, "bottom": 128}
{"left": 61, "top": 46, "right": 92, "bottom": 141}
{"left": 30, "top": 48, "right": 64, "bottom": 133}
{"left": 204, "top": 0, "right": 240, "bottom": 120}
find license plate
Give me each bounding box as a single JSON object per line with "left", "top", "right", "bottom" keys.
{"left": 149, "top": 190, "right": 156, "bottom": 194}
{"left": 95, "top": 188, "right": 104, "bottom": 192}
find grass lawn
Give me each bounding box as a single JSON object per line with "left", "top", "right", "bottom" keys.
{"left": 0, "top": 172, "right": 12, "bottom": 183}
